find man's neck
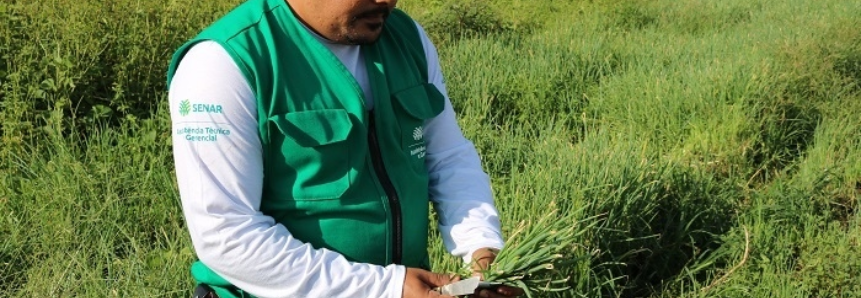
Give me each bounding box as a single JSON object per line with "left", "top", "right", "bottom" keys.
{"left": 284, "top": 0, "right": 334, "bottom": 43}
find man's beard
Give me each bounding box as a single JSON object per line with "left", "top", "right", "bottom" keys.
{"left": 342, "top": 7, "right": 391, "bottom": 45}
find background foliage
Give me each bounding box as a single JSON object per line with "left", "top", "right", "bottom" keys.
{"left": 1, "top": 0, "right": 859, "bottom": 297}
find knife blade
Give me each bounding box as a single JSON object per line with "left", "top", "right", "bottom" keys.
{"left": 437, "top": 277, "right": 481, "bottom": 296}
{"left": 477, "top": 281, "right": 504, "bottom": 291}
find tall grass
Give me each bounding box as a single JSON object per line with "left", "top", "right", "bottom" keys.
{"left": 2, "top": 0, "right": 860, "bottom": 297}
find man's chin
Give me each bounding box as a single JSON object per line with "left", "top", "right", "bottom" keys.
{"left": 344, "top": 31, "right": 382, "bottom": 45}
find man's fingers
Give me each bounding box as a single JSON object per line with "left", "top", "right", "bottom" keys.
{"left": 473, "top": 289, "right": 506, "bottom": 298}
{"left": 471, "top": 258, "right": 490, "bottom": 278}
{"left": 425, "top": 272, "right": 457, "bottom": 298}
{"left": 471, "top": 247, "right": 498, "bottom": 280}
{"left": 473, "top": 285, "right": 525, "bottom": 298}
{"left": 427, "top": 289, "right": 457, "bottom": 298}
{"left": 496, "top": 285, "right": 525, "bottom": 297}
{"left": 422, "top": 271, "right": 460, "bottom": 288}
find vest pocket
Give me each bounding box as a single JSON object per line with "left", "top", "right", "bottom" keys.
{"left": 391, "top": 83, "right": 445, "bottom": 161}
{"left": 268, "top": 109, "right": 353, "bottom": 200}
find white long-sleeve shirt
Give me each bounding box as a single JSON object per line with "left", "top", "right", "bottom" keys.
{"left": 168, "top": 22, "right": 504, "bottom": 298}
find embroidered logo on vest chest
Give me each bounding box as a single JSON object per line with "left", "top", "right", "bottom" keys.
{"left": 409, "top": 126, "right": 426, "bottom": 159}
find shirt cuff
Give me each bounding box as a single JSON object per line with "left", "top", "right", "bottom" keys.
{"left": 387, "top": 265, "right": 407, "bottom": 298}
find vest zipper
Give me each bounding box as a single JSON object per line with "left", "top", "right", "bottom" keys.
{"left": 367, "top": 113, "right": 403, "bottom": 264}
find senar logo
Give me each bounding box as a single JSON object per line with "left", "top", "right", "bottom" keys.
{"left": 412, "top": 126, "right": 423, "bottom": 141}
{"left": 192, "top": 103, "right": 223, "bottom": 114}
{"left": 179, "top": 100, "right": 224, "bottom": 117}
{"left": 409, "top": 126, "right": 426, "bottom": 159}
{"left": 179, "top": 99, "right": 191, "bottom": 116}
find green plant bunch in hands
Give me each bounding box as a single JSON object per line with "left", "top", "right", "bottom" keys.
{"left": 462, "top": 204, "right": 600, "bottom": 298}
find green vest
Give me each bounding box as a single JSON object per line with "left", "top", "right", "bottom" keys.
{"left": 167, "top": 0, "right": 444, "bottom": 296}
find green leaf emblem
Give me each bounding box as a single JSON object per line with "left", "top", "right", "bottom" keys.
{"left": 179, "top": 99, "right": 191, "bottom": 116}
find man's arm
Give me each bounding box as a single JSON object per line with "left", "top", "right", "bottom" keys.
{"left": 416, "top": 22, "right": 526, "bottom": 298}
{"left": 169, "top": 41, "right": 405, "bottom": 298}
{"left": 415, "top": 24, "right": 506, "bottom": 263}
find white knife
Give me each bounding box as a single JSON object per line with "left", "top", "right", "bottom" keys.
{"left": 437, "top": 277, "right": 481, "bottom": 296}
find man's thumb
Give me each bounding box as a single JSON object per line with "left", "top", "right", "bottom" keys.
{"left": 421, "top": 271, "right": 459, "bottom": 288}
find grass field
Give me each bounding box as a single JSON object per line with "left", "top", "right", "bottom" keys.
{"left": 1, "top": 0, "right": 860, "bottom": 297}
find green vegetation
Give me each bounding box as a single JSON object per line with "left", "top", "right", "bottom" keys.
{"left": 472, "top": 205, "right": 600, "bottom": 297}
{"left": 2, "top": 0, "right": 859, "bottom": 297}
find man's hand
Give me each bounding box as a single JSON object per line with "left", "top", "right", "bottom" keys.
{"left": 403, "top": 268, "right": 459, "bottom": 298}
{"left": 470, "top": 248, "right": 525, "bottom": 298}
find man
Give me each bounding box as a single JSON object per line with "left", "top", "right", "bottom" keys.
{"left": 167, "top": 0, "right": 523, "bottom": 297}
